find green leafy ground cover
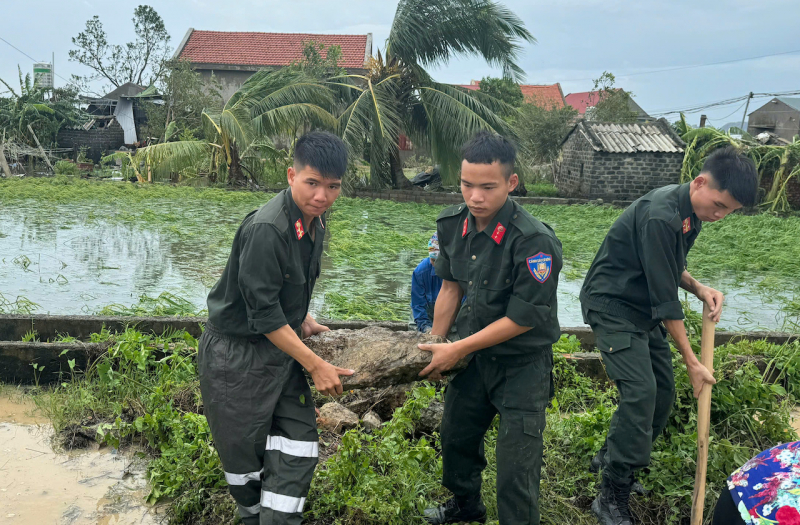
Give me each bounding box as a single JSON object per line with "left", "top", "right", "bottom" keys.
{"left": 25, "top": 326, "right": 800, "bottom": 525}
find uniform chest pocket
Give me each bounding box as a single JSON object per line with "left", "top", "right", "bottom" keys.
{"left": 478, "top": 266, "right": 513, "bottom": 319}
{"left": 282, "top": 270, "right": 307, "bottom": 286}
{"left": 479, "top": 266, "right": 513, "bottom": 291}
{"left": 449, "top": 260, "right": 469, "bottom": 282}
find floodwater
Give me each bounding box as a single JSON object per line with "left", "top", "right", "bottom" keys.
{"left": 0, "top": 200, "right": 793, "bottom": 331}
{"left": 0, "top": 393, "right": 163, "bottom": 524}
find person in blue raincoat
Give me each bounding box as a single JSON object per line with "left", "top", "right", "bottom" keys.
{"left": 410, "top": 234, "right": 443, "bottom": 333}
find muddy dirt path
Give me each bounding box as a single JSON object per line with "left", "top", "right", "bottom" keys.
{"left": 0, "top": 392, "right": 164, "bottom": 524}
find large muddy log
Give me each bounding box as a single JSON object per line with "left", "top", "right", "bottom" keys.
{"left": 305, "top": 327, "right": 466, "bottom": 389}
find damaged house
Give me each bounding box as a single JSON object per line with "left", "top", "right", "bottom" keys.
{"left": 57, "top": 83, "right": 161, "bottom": 162}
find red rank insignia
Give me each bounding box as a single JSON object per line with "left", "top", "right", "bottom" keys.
{"left": 295, "top": 218, "right": 305, "bottom": 240}
{"left": 491, "top": 223, "right": 506, "bottom": 244}
{"left": 462, "top": 218, "right": 468, "bottom": 237}
{"left": 682, "top": 217, "right": 691, "bottom": 234}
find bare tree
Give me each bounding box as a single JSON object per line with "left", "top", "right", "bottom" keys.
{"left": 69, "top": 6, "right": 171, "bottom": 91}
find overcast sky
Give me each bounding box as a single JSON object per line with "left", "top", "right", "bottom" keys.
{"left": 2, "top": 0, "right": 799, "bottom": 126}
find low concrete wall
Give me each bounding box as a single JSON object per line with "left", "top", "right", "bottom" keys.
{"left": 1, "top": 315, "right": 796, "bottom": 350}
{"left": 1, "top": 315, "right": 797, "bottom": 385}
{"left": 349, "top": 189, "right": 633, "bottom": 208}
{"left": 247, "top": 187, "right": 633, "bottom": 208}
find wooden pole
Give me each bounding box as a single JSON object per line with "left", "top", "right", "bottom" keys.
{"left": 0, "top": 131, "right": 13, "bottom": 178}
{"left": 27, "top": 124, "right": 55, "bottom": 173}
{"left": 740, "top": 92, "right": 754, "bottom": 132}
{"left": 691, "top": 303, "right": 716, "bottom": 525}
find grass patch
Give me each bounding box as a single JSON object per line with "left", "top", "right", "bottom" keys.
{"left": 525, "top": 182, "right": 559, "bottom": 197}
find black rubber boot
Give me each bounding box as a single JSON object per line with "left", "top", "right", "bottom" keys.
{"left": 423, "top": 494, "right": 487, "bottom": 524}
{"left": 590, "top": 449, "right": 604, "bottom": 473}
{"left": 589, "top": 450, "right": 648, "bottom": 496}
{"left": 591, "top": 475, "right": 634, "bottom": 525}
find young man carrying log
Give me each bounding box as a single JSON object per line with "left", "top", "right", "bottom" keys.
{"left": 419, "top": 132, "right": 563, "bottom": 525}
{"left": 582, "top": 146, "right": 759, "bottom": 525}
{"left": 198, "top": 131, "right": 354, "bottom": 525}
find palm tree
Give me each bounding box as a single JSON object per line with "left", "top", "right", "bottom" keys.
{"left": 132, "top": 68, "right": 336, "bottom": 184}
{"left": 331, "top": 0, "right": 535, "bottom": 188}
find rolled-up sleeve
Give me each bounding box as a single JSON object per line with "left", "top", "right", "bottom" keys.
{"left": 639, "top": 218, "right": 684, "bottom": 320}
{"left": 506, "top": 234, "right": 562, "bottom": 328}
{"left": 238, "top": 222, "right": 289, "bottom": 334}
{"left": 433, "top": 225, "right": 455, "bottom": 281}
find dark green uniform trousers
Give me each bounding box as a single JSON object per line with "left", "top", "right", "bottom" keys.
{"left": 440, "top": 351, "right": 553, "bottom": 525}
{"left": 198, "top": 324, "right": 318, "bottom": 525}
{"left": 585, "top": 310, "right": 676, "bottom": 483}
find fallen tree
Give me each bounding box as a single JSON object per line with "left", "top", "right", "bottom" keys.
{"left": 305, "top": 327, "right": 465, "bottom": 389}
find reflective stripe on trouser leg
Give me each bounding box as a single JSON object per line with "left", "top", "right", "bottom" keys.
{"left": 197, "top": 330, "right": 289, "bottom": 524}
{"left": 260, "top": 360, "right": 319, "bottom": 525}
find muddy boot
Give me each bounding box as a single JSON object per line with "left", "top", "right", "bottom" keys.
{"left": 591, "top": 475, "right": 634, "bottom": 525}
{"left": 423, "top": 494, "right": 487, "bottom": 524}
{"left": 589, "top": 451, "right": 647, "bottom": 496}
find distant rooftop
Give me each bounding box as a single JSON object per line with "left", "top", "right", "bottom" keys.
{"left": 566, "top": 119, "right": 685, "bottom": 154}
{"left": 173, "top": 29, "right": 371, "bottom": 69}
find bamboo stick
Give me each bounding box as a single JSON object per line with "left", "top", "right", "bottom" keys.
{"left": 27, "top": 124, "right": 55, "bottom": 173}
{"left": 691, "top": 303, "right": 716, "bottom": 525}
{"left": 0, "top": 131, "right": 13, "bottom": 178}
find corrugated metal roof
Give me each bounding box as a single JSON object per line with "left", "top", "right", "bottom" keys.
{"left": 777, "top": 97, "right": 800, "bottom": 112}
{"left": 576, "top": 119, "right": 685, "bottom": 153}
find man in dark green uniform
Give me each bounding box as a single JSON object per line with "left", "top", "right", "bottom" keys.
{"left": 419, "top": 132, "right": 562, "bottom": 525}
{"left": 582, "top": 146, "right": 759, "bottom": 525}
{"left": 198, "top": 131, "right": 354, "bottom": 525}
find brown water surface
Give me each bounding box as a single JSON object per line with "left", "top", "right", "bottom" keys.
{"left": 0, "top": 393, "right": 163, "bottom": 524}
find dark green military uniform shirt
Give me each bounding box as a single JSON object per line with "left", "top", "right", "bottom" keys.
{"left": 580, "top": 183, "right": 701, "bottom": 329}
{"left": 434, "top": 197, "right": 562, "bottom": 356}
{"left": 207, "top": 189, "right": 325, "bottom": 338}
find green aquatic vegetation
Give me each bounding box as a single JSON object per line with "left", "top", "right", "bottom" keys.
{"left": 321, "top": 292, "right": 408, "bottom": 322}
{"left": 3, "top": 178, "right": 800, "bottom": 326}
{"left": 97, "top": 292, "right": 206, "bottom": 317}
{"left": 0, "top": 292, "right": 40, "bottom": 314}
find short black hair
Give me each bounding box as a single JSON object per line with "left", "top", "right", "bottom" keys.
{"left": 294, "top": 131, "right": 348, "bottom": 179}
{"left": 461, "top": 131, "right": 516, "bottom": 178}
{"left": 700, "top": 146, "right": 759, "bottom": 207}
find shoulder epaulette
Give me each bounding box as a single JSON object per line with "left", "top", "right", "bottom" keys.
{"left": 436, "top": 203, "right": 467, "bottom": 222}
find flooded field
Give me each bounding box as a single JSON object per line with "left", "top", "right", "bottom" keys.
{"left": 0, "top": 391, "right": 162, "bottom": 524}
{"left": 1, "top": 178, "right": 799, "bottom": 330}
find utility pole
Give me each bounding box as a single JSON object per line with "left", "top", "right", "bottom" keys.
{"left": 740, "top": 92, "right": 754, "bottom": 132}
{"left": 699, "top": 115, "right": 707, "bottom": 128}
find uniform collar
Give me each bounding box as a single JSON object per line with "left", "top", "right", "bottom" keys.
{"left": 285, "top": 188, "right": 325, "bottom": 241}
{"left": 678, "top": 183, "right": 702, "bottom": 235}
{"left": 463, "top": 198, "right": 514, "bottom": 245}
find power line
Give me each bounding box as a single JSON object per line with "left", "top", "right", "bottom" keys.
{"left": 0, "top": 35, "right": 85, "bottom": 92}
{"left": 0, "top": 36, "right": 39, "bottom": 63}
{"left": 705, "top": 100, "right": 748, "bottom": 122}
{"left": 558, "top": 48, "right": 800, "bottom": 83}
{"left": 650, "top": 89, "right": 800, "bottom": 117}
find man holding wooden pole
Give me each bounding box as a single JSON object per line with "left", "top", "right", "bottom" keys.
{"left": 580, "top": 146, "right": 759, "bottom": 525}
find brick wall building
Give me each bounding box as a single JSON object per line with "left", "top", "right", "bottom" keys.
{"left": 56, "top": 119, "right": 126, "bottom": 163}
{"left": 557, "top": 119, "right": 685, "bottom": 201}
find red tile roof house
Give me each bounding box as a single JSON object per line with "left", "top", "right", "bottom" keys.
{"left": 456, "top": 80, "right": 567, "bottom": 109}
{"left": 173, "top": 29, "right": 372, "bottom": 101}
